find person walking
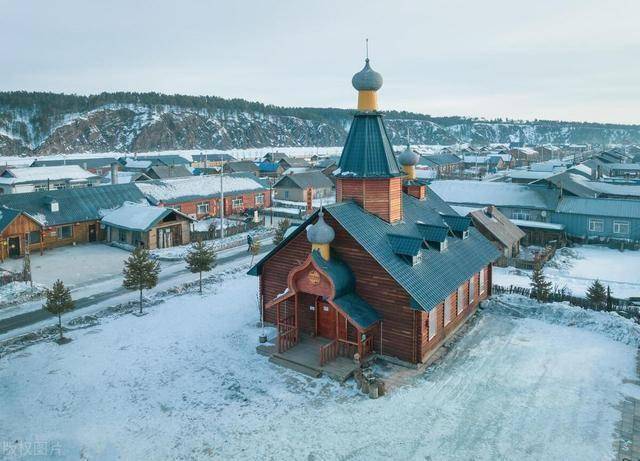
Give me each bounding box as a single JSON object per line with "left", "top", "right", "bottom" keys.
{"left": 247, "top": 234, "right": 253, "bottom": 252}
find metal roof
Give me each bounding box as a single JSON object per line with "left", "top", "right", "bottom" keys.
{"left": 325, "top": 195, "right": 499, "bottom": 312}
{"left": 333, "top": 293, "right": 381, "bottom": 329}
{"left": 416, "top": 223, "right": 448, "bottom": 242}
{"left": 351, "top": 58, "right": 383, "bottom": 92}
{"left": 470, "top": 207, "right": 526, "bottom": 247}
{"left": 274, "top": 170, "right": 334, "bottom": 190}
{"left": 0, "top": 184, "right": 147, "bottom": 226}
{"left": 387, "top": 234, "right": 423, "bottom": 257}
{"left": 556, "top": 196, "right": 640, "bottom": 219}
{"left": 336, "top": 113, "right": 401, "bottom": 179}
{"left": 442, "top": 214, "right": 471, "bottom": 233}
{"left": 0, "top": 207, "right": 22, "bottom": 233}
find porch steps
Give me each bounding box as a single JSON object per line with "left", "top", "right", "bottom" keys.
{"left": 269, "top": 354, "right": 322, "bottom": 378}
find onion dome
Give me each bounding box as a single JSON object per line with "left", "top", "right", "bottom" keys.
{"left": 352, "top": 58, "right": 383, "bottom": 92}
{"left": 306, "top": 210, "right": 335, "bottom": 245}
{"left": 398, "top": 144, "right": 420, "bottom": 167}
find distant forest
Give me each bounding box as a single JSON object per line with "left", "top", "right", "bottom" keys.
{"left": 2, "top": 91, "right": 637, "bottom": 129}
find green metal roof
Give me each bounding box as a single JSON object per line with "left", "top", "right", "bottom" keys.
{"left": 0, "top": 207, "right": 22, "bottom": 233}
{"left": 336, "top": 113, "right": 401, "bottom": 178}
{"left": 0, "top": 184, "right": 147, "bottom": 226}
{"left": 556, "top": 196, "right": 640, "bottom": 219}
{"left": 324, "top": 194, "right": 499, "bottom": 312}
{"left": 311, "top": 250, "right": 354, "bottom": 298}
{"left": 442, "top": 214, "right": 471, "bottom": 233}
{"left": 333, "top": 292, "right": 381, "bottom": 329}
{"left": 387, "top": 234, "right": 423, "bottom": 257}
{"left": 416, "top": 223, "right": 448, "bottom": 242}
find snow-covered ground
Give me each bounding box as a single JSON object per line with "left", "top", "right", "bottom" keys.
{"left": 0, "top": 270, "right": 637, "bottom": 460}
{"left": 0, "top": 244, "right": 131, "bottom": 288}
{"left": 0, "top": 281, "right": 46, "bottom": 308}
{"left": 494, "top": 245, "right": 640, "bottom": 299}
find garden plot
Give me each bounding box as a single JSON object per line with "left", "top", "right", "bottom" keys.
{"left": 494, "top": 245, "right": 640, "bottom": 299}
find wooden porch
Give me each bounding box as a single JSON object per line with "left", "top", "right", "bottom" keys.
{"left": 266, "top": 334, "right": 368, "bottom": 382}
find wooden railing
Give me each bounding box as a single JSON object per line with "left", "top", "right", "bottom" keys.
{"left": 320, "top": 340, "right": 338, "bottom": 366}
{"left": 361, "top": 336, "right": 374, "bottom": 356}
{"left": 278, "top": 325, "right": 297, "bottom": 353}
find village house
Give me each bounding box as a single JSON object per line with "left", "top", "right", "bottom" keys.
{"left": 272, "top": 170, "right": 334, "bottom": 203}
{"left": 0, "top": 183, "right": 147, "bottom": 257}
{"left": 30, "top": 157, "right": 119, "bottom": 176}
{"left": 0, "top": 207, "right": 45, "bottom": 260}
{"left": 136, "top": 173, "right": 270, "bottom": 220}
{"left": 190, "top": 153, "right": 236, "bottom": 169}
{"left": 467, "top": 206, "right": 526, "bottom": 259}
{"left": 256, "top": 161, "right": 285, "bottom": 178}
{"left": 417, "top": 153, "right": 462, "bottom": 178}
{"left": 101, "top": 202, "right": 193, "bottom": 249}
{"left": 249, "top": 58, "right": 498, "bottom": 374}
{"left": 0, "top": 165, "right": 103, "bottom": 194}
{"left": 223, "top": 160, "right": 261, "bottom": 176}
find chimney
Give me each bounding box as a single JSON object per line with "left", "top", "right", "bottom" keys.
{"left": 110, "top": 163, "right": 118, "bottom": 184}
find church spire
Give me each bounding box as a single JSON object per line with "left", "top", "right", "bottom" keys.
{"left": 351, "top": 40, "right": 383, "bottom": 112}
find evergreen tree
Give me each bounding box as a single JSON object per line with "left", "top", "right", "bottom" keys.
{"left": 249, "top": 240, "right": 261, "bottom": 265}
{"left": 43, "top": 279, "right": 74, "bottom": 343}
{"left": 586, "top": 279, "right": 607, "bottom": 310}
{"left": 606, "top": 285, "right": 613, "bottom": 312}
{"left": 273, "top": 218, "right": 291, "bottom": 246}
{"left": 185, "top": 241, "right": 217, "bottom": 294}
{"left": 123, "top": 248, "right": 160, "bottom": 313}
{"left": 530, "top": 263, "right": 552, "bottom": 302}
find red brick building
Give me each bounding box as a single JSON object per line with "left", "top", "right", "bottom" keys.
{"left": 250, "top": 58, "right": 499, "bottom": 369}
{"left": 136, "top": 173, "right": 270, "bottom": 220}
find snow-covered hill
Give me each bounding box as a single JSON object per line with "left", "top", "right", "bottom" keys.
{"left": 2, "top": 92, "right": 640, "bottom": 155}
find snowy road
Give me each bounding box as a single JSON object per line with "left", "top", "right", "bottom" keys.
{"left": 0, "top": 241, "right": 274, "bottom": 337}
{"left": 0, "top": 271, "right": 638, "bottom": 460}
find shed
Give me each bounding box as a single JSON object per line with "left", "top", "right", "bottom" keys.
{"left": 273, "top": 170, "right": 335, "bottom": 202}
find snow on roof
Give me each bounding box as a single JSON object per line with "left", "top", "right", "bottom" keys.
{"left": 451, "top": 205, "right": 483, "bottom": 216}
{"left": 507, "top": 170, "right": 559, "bottom": 180}
{"left": 429, "top": 180, "right": 557, "bottom": 210}
{"left": 122, "top": 159, "right": 153, "bottom": 169}
{"left": 510, "top": 219, "right": 565, "bottom": 230}
{"left": 136, "top": 174, "right": 266, "bottom": 203}
{"left": 101, "top": 202, "right": 169, "bottom": 231}
{"left": 0, "top": 165, "right": 98, "bottom": 184}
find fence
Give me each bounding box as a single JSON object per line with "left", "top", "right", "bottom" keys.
{"left": 495, "top": 242, "right": 557, "bottom": 270}
{"left": 0, "top": 270, "right": 27, "bottom": 287}
{"left": 190, "top": 216, "right": 265, "bottom": 242}
{"left": 492, "top": 284, "right": 632, "bottom": 313}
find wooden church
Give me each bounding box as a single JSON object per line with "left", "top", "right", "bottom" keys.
{"left": 249, "top": 57, "right": 499, "bottom": 367}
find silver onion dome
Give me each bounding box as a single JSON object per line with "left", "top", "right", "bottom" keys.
{"left": 352, "top": 58, "right": 383, "bottom": 92}
{"left": 398, "top": 145, "right": 420, "bottom": 167}
{"left": 306, "top": 210, "right": 335, "bottom": 245}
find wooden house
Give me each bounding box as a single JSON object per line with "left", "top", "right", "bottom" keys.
{"left": 468, "top": 206, "right": 526, "bottom": 259}
{"left": 249, "top": 59, "right": 498, "bottom": 372}
{"left": 273, "top": 170, "right": 334, "bottom": 202}
{"left": 223, "top": 161, "right": 261, "bottom": 177}
{"left": 0, "top": 207, "right": 44, "bottom": 261}
{"left": 101, "top": 202, "right": 193, "bottom": 249}
{"left": 0, "top": 184, "right": 147, "bottom": 253}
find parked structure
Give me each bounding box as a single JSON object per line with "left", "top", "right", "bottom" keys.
{"left": 250, "top": 57, "right": 498, "bottom": 371}
{"left": 0, "top": 166, "right": 103, "bottom": 194}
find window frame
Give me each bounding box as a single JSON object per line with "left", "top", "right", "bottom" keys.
{"left": 512, "top": 209, "right": 530, "bottom": 221}
{"left": 588, "top": 219, "right": 604, "bottom": 232}
{"left": 232, "top": 197, "right": 243, "bottom": 209}
{"left": 457, "top": 285, "right": 465, "bottom": 314}
{"left": 444, "top": 295, "right": 453, "bottom": 326}
{"left": 613, "top": 220, "right": 630, "bottom": 235}
{"left": 428, "top": 308, "right": 438, "bottom": 341}
{"left": 469, "top": 275, "right": 476, "bottom": 304}
{"left": 255, "top": 193, "right": 264, "bottom": 206}
{"left": 196, "top": 202, "right": 210, "bottom": 215}
{"left": 57, "top": 225, "right": 73, "bottom": 240}
{"left": 479, "top": 268, "right": 486, "bottom": 294}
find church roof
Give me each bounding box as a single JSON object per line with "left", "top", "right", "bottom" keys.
{"left": 335, "top": 113, "right": 402, "bottom": 179}
{"left": 249, "top": 188, "right": 499, "bottom": 312}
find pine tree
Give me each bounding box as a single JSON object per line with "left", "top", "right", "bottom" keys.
{"left": 123, "top": 248, "right": 161, "bottom": 313}
{"left": 586, "top": 279, "right": 607, "bottom": 310}
{"left": 530, "top": 263, "right": 552, "bottom": 302}
{"left": 185, "top": 241, "right": 217, "bottom": 294}
{"left": 606, "top": 285, "right": 613, "bottom": 312}
{"left": 273, "top": 218, "right": 291, "bottom": 246}
{"left": 43, "top": 279, "right": 74, "bottom": 343}
{"left": 249, "top": 240, "right": 261, "bottom": 265}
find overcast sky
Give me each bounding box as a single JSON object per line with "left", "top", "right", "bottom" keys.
{"left": 2, "top": 0, "right": 639, "bottom": 124}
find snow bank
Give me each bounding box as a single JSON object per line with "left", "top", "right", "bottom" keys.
{"left": 489, "top": 294, "right": 640, "bottom": 346}
{"left": 0, "top": 281, "right": 46, "bottom": 308}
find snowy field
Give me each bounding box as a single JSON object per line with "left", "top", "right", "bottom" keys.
{"left": 1, "top": 271, "right": 638, "bottom": 460}
{"left": 0, "top": 244, "right": 131, "bottom": 288}
{"left": 494, "top": 245, "right": 640, "bottom": 299}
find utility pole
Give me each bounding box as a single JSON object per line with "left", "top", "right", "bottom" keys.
{"left": 219, "top": 162, "right": 225, "bottom": 239}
